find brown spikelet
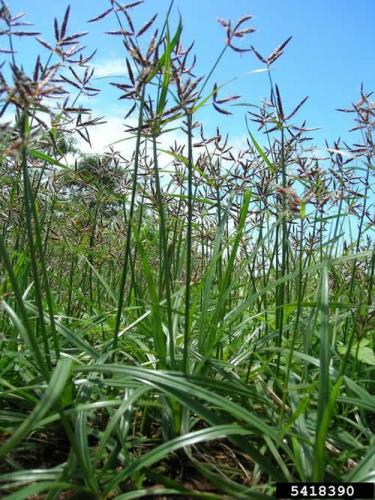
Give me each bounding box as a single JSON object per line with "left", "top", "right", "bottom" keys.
{"left": 60, "top": 74, "right": 81, "bottom": 90}
{"left": 229, "top": 44, "right": 252, "bottom": 53}
{"left": 217, "top": 18, "right": 229, "bottom": 28}
{"left": 213, "top": 102, "right": 232, "bottom": 115}
{"left": 11, "top": 31, "right": 40, "bottom": 36}
{"left": 65, "top": 45, "right": 84, "bottom": 58}
{"left": 36, "top": 37, "right": 54, "bottom": 51}
{"left": 10, "top": 12, "right": 28, "bottom": 24}
{"left": 216, "top": 95, "right": 240, "bottom": 105}
{"left": 124, "top": 102, "right": 137, "bottom": 119}
{"left": 136, "top": 14, "right": 157, "bottom": 37}
{"left": 68, "top": 66, "right": 81, "bottom": 82}
{"left": 61, "top": 32, "right": 88, "bottom": 43}
{"left": 286, "top": 96, "right": 309, "bottom": 120}
{"left": 251, "top": 46, "right": 267, "bottom": 63}
{"left": 233, "top": 15, "right": 253, "bottom": 31}
{"left": 76, "top": 126, "right": 91, "bottom": 145}
{"left": 61, "top": 5, "right": 71, "bottom": 38}
{"left": 106, "top": 29, "right": 132, "bottom": 36}
{"left": 267, "top": 36, "right": 292, "bottom": 65}
{"left": 87, "top": 8, "right": 113, "bottom": 23}
{"left": 110, "top": 82, "right": 133, "bottom": 91}
{"left": 79, "top": 48, "right": 97, "bottom": 65}
{"left": 0, "top": 3, "right": 11, "bottom": 23}
{"left": 125, "top": 58, "right": 134, "bottom": 84}
{"left": 122, "top": 1, "right": 143, "bottom": 9}
{"left": 54, "top": 17, "right": 59, "bottom": 41}
{"left": 212, "top": 82, "right": 218, "bottom": 102}
{"left": 124, "top": 10, "right": 134, "bottom": 33}
{"left": 63, "top": 106, "right": 91, "bottom": 113}
{"left": 266, "top": 125, "right": 280, "bottom": 133}
{"left": 83, "top": 85, "right": 100, "bottom": 94}
{"left": 336, "top": 107, "right": 354, "bottom": 113}
{"left": 146, "top": 29, "right": 159, "bottom": 59}
{"left": 275, "top": 84, "right": 284, "bottom": 121}
{"left": 33, "top": 55, "right": 41, "bottom": 81}
{"left": 233, "top": 27, "right": 255, "bottom": 38}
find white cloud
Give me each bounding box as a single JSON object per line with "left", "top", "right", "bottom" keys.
{"left": 0, "top": 110, "right": 15, "bottom": 125}
{"left": 92, "top": 58, "right": 128, "bottom": 78}
{"left": 78, "top": 116, "right": 135, "bottom": 154}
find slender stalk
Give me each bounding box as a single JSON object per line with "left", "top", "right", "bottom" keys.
{"left": 183, "top": 112, "right": 194, "bottom": 374}
{"left": 113, "top": 91, "right": 146, "bottom": 351}
{"left": 151, "top": 134, "right": 175, "bottom": 367}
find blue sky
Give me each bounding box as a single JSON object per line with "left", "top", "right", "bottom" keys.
{"left": 4, "top": 0, "right": 375, "bottom": 148}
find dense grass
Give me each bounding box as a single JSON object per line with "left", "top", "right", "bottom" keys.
{"left": 0, "top": 1, "right": 374, "bottom": 498}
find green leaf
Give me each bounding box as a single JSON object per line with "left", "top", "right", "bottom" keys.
{"left": 104, "top": 425, "right": 250, "bottom": 494}
{"left": 132, "top": 228, "right": 167, "bottom": 366}
{"left": 28, "top": 149, "right": 69, "bottom": 169}
{"left": 346, "top": 445, "right": 375, "bottom": 482}
{"left": 337, "top": 342, "right": 375, "bottom": 366}
{"left": 2, "top": 482, "right": 83, "bottom": 500}
{"left": 313, "top": 376, "right": 342, "bottom": 481}
{"left": 316, "top": 263, "right": 330, "bottom": 431}
{"left": 0, "top": 359, "right": 73, "bottom": 460}
{"left": 146, "top": 18, "right": 182, "bottom": 85}
{"left": 247, "top": 131, "right": 276, "bottom": 174}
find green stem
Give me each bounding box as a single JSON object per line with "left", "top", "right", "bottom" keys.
{"left": 183, "top": 112, "right": 194, "bottom": 374}
{"left": 151, "top": 134, "right": 175, "bottom": 368}
{"left": 113, "top": 91, "right": 146, "bottom": 352}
